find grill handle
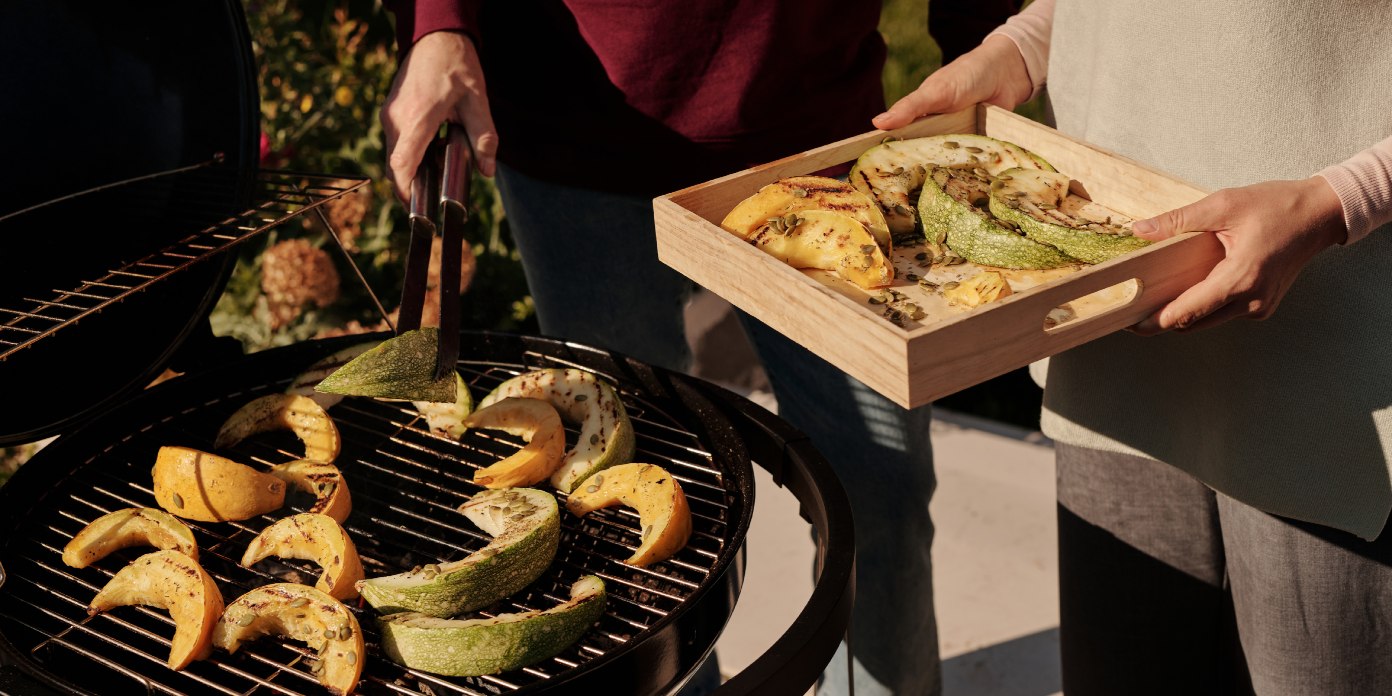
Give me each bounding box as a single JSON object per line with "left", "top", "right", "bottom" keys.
{"left": 691, "top": 382, "right": 856, "bottom": 696}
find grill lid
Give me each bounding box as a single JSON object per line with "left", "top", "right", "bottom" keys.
{"left": 0, "top": 0, "right": 260, "bottom": 445}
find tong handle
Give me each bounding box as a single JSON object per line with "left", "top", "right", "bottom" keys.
{"left": 409, "top": 142, "right": 441, "bottom": 234}
{"left": 440, "top": 124, "right": 473, "bottom": 215}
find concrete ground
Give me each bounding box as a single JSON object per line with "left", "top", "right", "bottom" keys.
{"left": 688, "top": 290, "right": 1062, "bottom": 696}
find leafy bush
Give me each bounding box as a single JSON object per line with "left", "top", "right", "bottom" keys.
{"left": 213, "top": 0, "right": 536, "bottom": 352}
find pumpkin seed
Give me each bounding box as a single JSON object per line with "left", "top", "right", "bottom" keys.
{"left": 945, "top": 254, "right": 966, "bottom": 266}
{"left": 892, "top": 166, "right": 905, "bottom": 176}
{"left": 880, "top": 135, "right": 899, "bottom": 144}
{"left": 589, "top": 433, "right": 600, "bottom": 446}
{"left": 643, "top": 525, "right": 653, "bottom": 539}
{"left": 792, "top": 187, "right": 808, "bottom": 198}
{"left": 944, "top": 141, "right": 960, "bottom": 149}
{"left": 345, "top": 650, "right": 357, "bottom": 666}
{"left": 917, "top": 279, "right": 939, "bottom": 290}
{"left": 894, "top": 204, "right": 912, "bottom": 216}
{"left": 965, "top": 146, "right": 983, "bottom": 153}
{"left": 860, "top": 244, "right": 876, "bottom": 255}
{"left": 906, "top": 273, "right": 919, "bottom": 281}
{"left": 324, "top": 627, "right": 336, "bottom": 639}
{"left": 574, "top": 393, "right": 588, "bottom": 402}
{"left": 290, "top": 597, "right": 309, "bottom": 608}
{"left": 783, "top": 213, "right": 800, "bottom": 229}
{"left": 868, "top": 296, "right": 886, "bottom": 305}
{"left": 171, "top": 493, "right": 184, "bottom": 509}
{"left": 942, "top": 281, "right": 960, "bottom": 291}
{"left": 237, "top": 613, "right": 255, "bottom": 627}
{"left": 339, "top": 625, "right": 353, "bottom": 640}
{"left": 586, "top": 485, "right": 600, "bottom": 494}
{"left": 914, "top": 252, "right": 928, "bottom": 261}
{"left": 594, "top": 474, "right": 604, "bottom": 487}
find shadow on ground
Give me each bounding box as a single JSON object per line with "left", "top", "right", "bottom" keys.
{"left": 943, "top": 628, "right": 1061, "bottom": 696}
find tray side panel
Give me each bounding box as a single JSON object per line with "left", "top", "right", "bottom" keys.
{"left": 903, "top": 231, "right": 1224, "bottom": 404}
{"left": 654, "top": 197, "right": 910, "bottom": 404}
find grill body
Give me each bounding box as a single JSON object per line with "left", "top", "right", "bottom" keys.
{"left": 0, "top": 332, "right": 757, "bottom": 695}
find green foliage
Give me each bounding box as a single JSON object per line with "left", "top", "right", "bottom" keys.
{"left": 214, "top": 0, "right": 536, "bottom": 353}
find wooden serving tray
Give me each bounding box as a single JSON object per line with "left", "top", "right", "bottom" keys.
{"left": 653, "top": 105, "right": 1225, "bottom": 408}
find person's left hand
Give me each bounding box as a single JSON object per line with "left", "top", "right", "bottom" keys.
{"left": 1130, "top": 176, "right": 1347, "bottom": 335}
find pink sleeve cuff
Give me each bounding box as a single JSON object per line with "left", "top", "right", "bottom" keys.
{"left": 1316, "top": 135, "right": 1392, "bottom": 245}
{"left": 985, "top": 0, "right": 1055, "bottom": 101}
{"left": 383, "top": 0, "right": 481, "bottom": 55}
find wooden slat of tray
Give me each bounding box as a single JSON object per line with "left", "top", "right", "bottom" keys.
{"left": 654, "top": 105, "right": 1225, "bottom": 408}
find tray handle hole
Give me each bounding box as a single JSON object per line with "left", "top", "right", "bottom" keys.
{"left": 1042, "top": 277, "right": 1143, "bottom": 334}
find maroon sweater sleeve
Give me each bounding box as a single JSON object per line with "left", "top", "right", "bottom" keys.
{"left": 382, "top": 0, "right": 480, "bottom": 53}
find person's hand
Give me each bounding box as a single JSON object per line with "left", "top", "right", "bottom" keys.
{"left": 872, "top": 34, "right": 1033, "bottom": 130}
{"left": 1130, "top": 177, "right": 1347, "bottom": 335}
{"left": 381, "top": 31, "right": 498, "bottom": 200}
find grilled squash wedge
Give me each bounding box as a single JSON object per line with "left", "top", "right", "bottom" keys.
{"left": 88, "top": 550, "right": 224, "bottom": 670}
{"left": 988, "top": 167, "right": 1149, "bottom": 264}
{"left": 214, "top": 584, "right": 363, "bottom": 696}
{"left": 357, "top": 488, "right": 560, "bottom": 617}
{"left": 464, "top": 397, "right": 566, "bottom": 489}
{"left": 241, "top": 513, "right": 365, "bottom": 600}
{"left": 851, "top": 134, "right": 1052, "bottom": 235}
{"left": 379, "top": 575, "right": 606, "bottom": 677}
{"left": 152, "top": 446, "right": 286, "bottom": 522}
{"left": 745, "top": 210, "right": 893, "bottom": 289}
{"left": 720, "top": 175, "right": 893, "bottom": 251}
{"left": 269, "top": 460, "right": 352, "bottom": 524}
{"left": 920, "top": 165, "right": 1076, "bottom": 269}
{"left": 480, "top": 369, "right": 635, "bottom": 494}
{"left": 315, "top": 328, "right": 457, "bottom": 403}
{"left": 943, "top": 270, "right": 1014, "bottom": 308}
{"left": 412, "top": 371, "right": 474, "bottom": 439}
{"left": 287, "top": 342, "right": 380, "bottom": 410}
{"left": 214, "top": 393, "right": 341, "bottom": 464}
{"left": 62, "top": 507, "right": 198, "bottom": 569}
{"left": 566, "top": 463, "right": 692, "bottom": 567}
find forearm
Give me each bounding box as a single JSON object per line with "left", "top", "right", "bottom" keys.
{"left": 382, "top": 0, "right": 481, "bottom": 53}
{"left": 1316, "top": 135, "right": 1392, "bottom": 244}
{"left": 985, "top": 0, "right": 1055, "bottom": 99}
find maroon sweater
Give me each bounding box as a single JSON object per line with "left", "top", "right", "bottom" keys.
{"left": 388, "top": 1, "right": 886, "bottom": 196}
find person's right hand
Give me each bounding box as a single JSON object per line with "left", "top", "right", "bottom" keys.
{"left": 872, "top": 34, "right": 1033, "bottom": 130}
{"left": 381, "top": 31, "right": 498, "bottom": 201}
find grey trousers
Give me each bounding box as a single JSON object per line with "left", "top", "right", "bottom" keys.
{"left": 1057, "top": 443, "right": 1392, "bottom": 696}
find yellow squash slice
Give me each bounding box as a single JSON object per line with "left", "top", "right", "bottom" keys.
{"left": 566, "top": 463, "right": 692, "bottom": 567}
{"left": 720, "top": 175, "right": 893, "bottom": 251}
{"left": 943, "top": 270, "right": 1014, "bottom": 308}
{"left": 62, "top": 507, "right": 198, "bottom": 569}
{"left": 464, "top": 397, "right": 566, "bottom": 489}
{"left": 745, "top": 210, "right": 893, "bottom": 289}
{"left": 214, "top": 394, "right": 341, "bottom": 463}
{"left": 152, "top": 446, "right": 286, "bottom": 523}
{"left": 213, "top": 583, "right": 364, "bottom": 696}
{"left": 87, "top": 550, "right": 224, "bottom": 670}
{"left": 270, "top": 460, "right": 352, "bottom": 523}
{"left": 240, "top": 513, "right": 365, "bottom": 600}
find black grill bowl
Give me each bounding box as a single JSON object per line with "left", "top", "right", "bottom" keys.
{"left": 0, "top": 332, "right": 761, "bottom": 695}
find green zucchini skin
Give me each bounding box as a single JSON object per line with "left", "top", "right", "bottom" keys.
{"left": 379, "top": 575, "right": 606, "bottom": 677}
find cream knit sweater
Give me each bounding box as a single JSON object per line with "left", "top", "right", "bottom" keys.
{"left": 992, "top": 0, "right": 1392, "bottom": 538}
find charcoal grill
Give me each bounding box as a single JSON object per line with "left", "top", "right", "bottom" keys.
{"left": 0, "top": 331, "right": 854, "bottom": 695}
{"left": 0, "top": 1, "right": 855, "bottom": 693}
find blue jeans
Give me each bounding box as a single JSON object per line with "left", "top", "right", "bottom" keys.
{"left": 496, "top": 163, "right": 941, "bottom": 695}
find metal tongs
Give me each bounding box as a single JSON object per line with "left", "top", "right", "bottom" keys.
{"left": 398, "top": 125, "right": 472, "bottom": 381}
